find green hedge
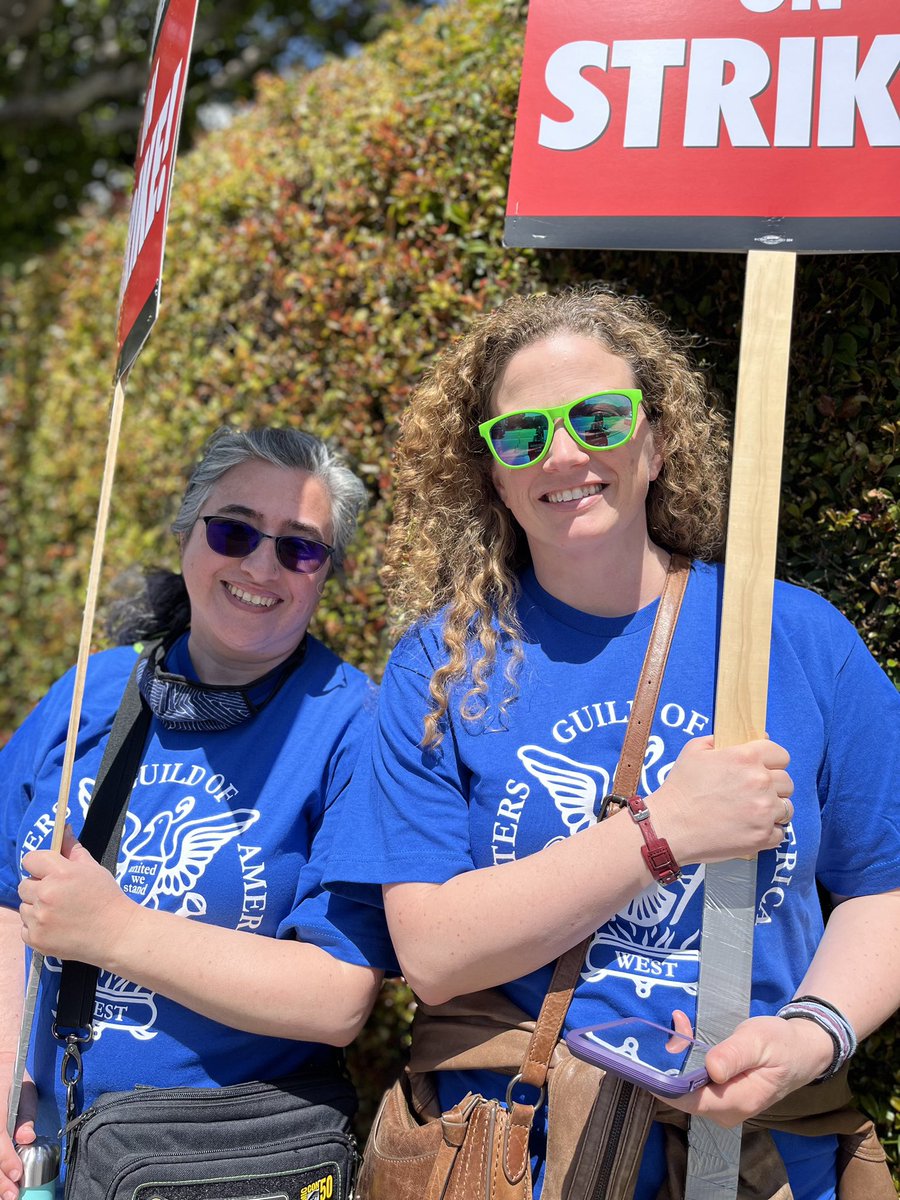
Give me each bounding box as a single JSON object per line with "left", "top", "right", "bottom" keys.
{"left": 1, "top": 0, "right": 897, "bottom": 1179}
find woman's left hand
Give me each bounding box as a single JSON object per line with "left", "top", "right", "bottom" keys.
{"left": 658, "top": 1012, "right": 836, "bottom": 1127}
{"left": 18, "top": 826, "right": 136, "bottom": 965}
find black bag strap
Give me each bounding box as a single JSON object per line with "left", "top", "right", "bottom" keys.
{"left": 55, "top": 646, "right": 155, "bottom": 1036}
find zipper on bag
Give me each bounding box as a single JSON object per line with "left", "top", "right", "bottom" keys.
{"left": 590, "top": 1082, "right": 633, "bottom": 1200}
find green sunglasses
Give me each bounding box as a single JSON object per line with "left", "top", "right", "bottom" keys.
{"left": 478, "top": 389, "right": 642, "bottom": 469}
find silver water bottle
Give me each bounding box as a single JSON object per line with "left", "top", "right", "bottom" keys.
{"left": 17, "top": 1138, "right": 61, "bottom": 1200}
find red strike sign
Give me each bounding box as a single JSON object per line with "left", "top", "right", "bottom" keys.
{"left": 505, "top": 0, "right": 900, "bottom": 252}
{"left": 115, "top": 0, "right": 199, "bottom": 381}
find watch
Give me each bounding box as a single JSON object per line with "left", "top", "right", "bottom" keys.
{"left": 623, "top": 794, "right": 681, "bottom": 886}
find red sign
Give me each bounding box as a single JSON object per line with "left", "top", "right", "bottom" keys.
{"left": 505, "top": 0, "right": 900, "bottom": 251}
{"left": 115, "top": 0, "right": 199, "bottom": 381}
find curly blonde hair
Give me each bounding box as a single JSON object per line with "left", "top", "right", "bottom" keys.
{"left": 385, "top": 286, "right": 730, "bottom": 746}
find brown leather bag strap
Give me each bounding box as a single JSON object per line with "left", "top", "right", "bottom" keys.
{"left": 517, "top": 554, "right": 691, "bottom": 1090}
{"left": 613, "top": 553, "right": 690, "bottom": 798}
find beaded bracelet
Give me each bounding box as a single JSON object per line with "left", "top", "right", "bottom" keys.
{"left": 776, "top": 994, "right": 858, "bottom": 1083}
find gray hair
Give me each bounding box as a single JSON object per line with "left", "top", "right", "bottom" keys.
{"left": 105, "top": 426, "right": 368, "bottom": 645}
{"left": 173, "top": 426, "right": 367, "bottom": 567}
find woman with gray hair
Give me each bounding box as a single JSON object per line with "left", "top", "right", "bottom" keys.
{"left": 108, "top": 425, "right": 369, "bottom": 645}
{"left": 0, "top": 425, "right": 389, "bottom": 1195}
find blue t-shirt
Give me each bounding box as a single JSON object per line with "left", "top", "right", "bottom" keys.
{"left": 326, "top": 561, "right": 900, "bottom": 1200}
{"left": 0, "top": 633, "right": 393, "bottom": 1139}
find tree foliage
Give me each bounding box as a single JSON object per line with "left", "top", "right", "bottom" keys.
{"left": 0, "top": 0, "right": 436, "bottom": 264}
{"left": 1, "top": 0, "right": 898, "bottom": 1177}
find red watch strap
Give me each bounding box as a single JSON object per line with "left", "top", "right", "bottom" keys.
{"left": 624, "top": 795, "right": 681, "bottom": 886}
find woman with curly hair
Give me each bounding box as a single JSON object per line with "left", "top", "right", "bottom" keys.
{"left": 329, "top": 287, "right": 900, "bottom": 1199}
{"left": 386, "top": 286, "right": 730, "bottom": 746}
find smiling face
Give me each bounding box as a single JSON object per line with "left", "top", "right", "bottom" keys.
{"left": 489, "top": 333, "right": 663, "bottom": 579}
{"left": 180, "top": 458, "right": 335, "bottom": 684}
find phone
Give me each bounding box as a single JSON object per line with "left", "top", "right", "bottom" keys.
{"left": 565, "top": 1017, "right": 711, "bottom": 1098}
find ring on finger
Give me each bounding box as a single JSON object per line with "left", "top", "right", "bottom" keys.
{"left": 776, "top": 797, "right": 792, "bottom": 827}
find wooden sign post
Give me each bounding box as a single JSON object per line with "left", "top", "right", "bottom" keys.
{"left": 505, "top": 0, "right": 897, "bottom": 1193}
{"left": 684, "top": 249, "right": 797, "bottom": 1198}
{"left": 712, "top": 252, "right": 796, "bottom": 752}
{"left": 6, "top": 0, "right": 199, "bottom": 1145}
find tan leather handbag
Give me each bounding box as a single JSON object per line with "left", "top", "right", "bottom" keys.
{"left": 359, "top": 985, "right": 660, "bottom": 1200}
{"left": 357, "top": 558, "right": 691, "bottom": 1200}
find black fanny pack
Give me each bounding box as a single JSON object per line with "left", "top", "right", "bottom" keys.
{"left": 63, "top": 1067, "right": 358, "bottom": 1200}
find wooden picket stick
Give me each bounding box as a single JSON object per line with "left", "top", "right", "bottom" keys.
{"left": 684, "top": 250, "right": 797, "bottom": 1199}
{"left": 711, "top": 251, "right": 797, "bottom": 746}
{"left": 6, "top": 377, "right": 128, "bottom": 1142}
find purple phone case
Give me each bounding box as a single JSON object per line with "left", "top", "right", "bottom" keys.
{"left": 565, "top": 1019, "right": 710, "bottom": 1097}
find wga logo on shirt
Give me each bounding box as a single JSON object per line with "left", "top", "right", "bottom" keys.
{"left": 500, "top": 739, "right": 706, "bottom": 1001}
{"left": 31, "top": 762, "right": 262, "bottom": 1040}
